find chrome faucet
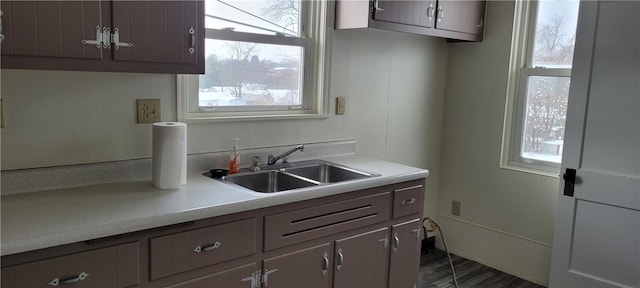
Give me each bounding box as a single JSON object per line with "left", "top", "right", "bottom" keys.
{"left": 268, "top": 144, "right": 304, "bottom": 165}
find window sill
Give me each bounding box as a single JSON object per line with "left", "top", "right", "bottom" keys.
{"left": 178, "top": 113, "right": 331, "bottom": 124}
{"left": 499, "top": 161, "right": 561, "bottom": 178}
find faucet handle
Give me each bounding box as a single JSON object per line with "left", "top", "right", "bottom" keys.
{"left": 250, "top": 156, "right": 261, "bottom": 171}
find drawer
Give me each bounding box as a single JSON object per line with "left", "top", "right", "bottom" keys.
{"left": 392, "top": 184, "right": 424, "bottom": 218}
{"left": 1, "top": 242, "right": 140, "bottom": 288}
{"left": 150, "top": 218, "right": 257, "bottom": 280}
{"left": 264, "top": 192, "right": 390, "bottom": 251}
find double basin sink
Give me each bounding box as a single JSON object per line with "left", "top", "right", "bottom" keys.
{"left": 215, "top": 160, "right": 380, "bottom": 193}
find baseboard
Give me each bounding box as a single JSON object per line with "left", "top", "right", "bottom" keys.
{"left": 434, "top": 214, "right": 551, "bottom": 287}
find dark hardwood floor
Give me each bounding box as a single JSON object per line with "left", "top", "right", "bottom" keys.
{"left": 418, "top": 249, "right": 545, "bottom": 288}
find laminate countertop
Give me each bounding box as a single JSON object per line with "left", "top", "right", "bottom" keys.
{"left": 1, "top": 155, "right": 428, "bottom": 256}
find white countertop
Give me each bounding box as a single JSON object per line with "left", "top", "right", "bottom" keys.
{"left": 1, "top": 156, "right": 428, "bottom": 256}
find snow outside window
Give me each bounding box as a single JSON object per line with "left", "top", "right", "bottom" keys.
{"left": 178, "top": 0, "right": 329, "bottom": 121}
{"left": 503, "top": 0, "right": 580, "bottom": 175}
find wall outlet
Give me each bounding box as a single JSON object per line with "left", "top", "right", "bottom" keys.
{"left": 336, "top": 97, "right": 346, "bottom": 115}
{"left": 137, "top": 99, "right": 161, "bottom": 123}
{"left": 452, "top": 200, "right": 461, "bottom": 216}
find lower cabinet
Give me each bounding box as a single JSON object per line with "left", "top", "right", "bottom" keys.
{"left": 262, "top": 243, "right": 332, "bottom": 288}
{"left": 334, "top": 228, "right": 389, "bottom": 288}
{"left": 163, "top": 263, "right": 257, "bottom": 288}
{"left": 1, "top": 179, "right": 426, "bottom": 288}
{"left": 389, "top": 219, "right": 423, "bottom": 288}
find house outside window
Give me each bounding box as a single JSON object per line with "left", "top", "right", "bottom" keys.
{"left": 178, "top": 0, "right": 330, "bottom": 121}
{"left": 502, "top": 0, "right": 580, "bottom": 175}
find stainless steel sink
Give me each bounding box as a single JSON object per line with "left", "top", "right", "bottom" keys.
{"left": 283, "top": 162, "right": 376, "bottom": 183}
{"left": 222, "top": 170, "right": 318, "bottom": 193}
{"left": 214, "top": 160, "right": 379, "bottom": 193}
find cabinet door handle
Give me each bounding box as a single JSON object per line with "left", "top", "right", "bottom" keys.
{"left": 392, "top": 233, "right": 400, "bottom": 253}
{"left": 402, "top": 198, "right": 416, "bottom": 205}
{"left": 322, "top": 252, "right": 329, "bottom": 276}
{"left": 48, "top": 272, "right": 89, "bottom": 286}
{"left": 437, "top": 5, "right": 444, "bottom": 23}
{"left": 336, "top": 248, "right": 344, "bottom": 270}
{"left": 427, "top": 4, "right": 435, "bottom": 20}
{"left": 188, "top": 26, "right": 196, "bottom": 55}
{"left": 193, "top": 241, "right": 221, "bottom": 253}
{"left": 0, "top": 10, "right": 5, "bottom": 44}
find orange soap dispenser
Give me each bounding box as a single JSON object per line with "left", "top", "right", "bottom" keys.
{"left": 229, "top": 138, "right": 240, "bottom": 174}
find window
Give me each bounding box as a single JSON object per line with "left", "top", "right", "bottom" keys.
{"left": 178, "top": 0, "right": 330, "bottom": 120}
{"left": 503, "top": 0, "right": 580, "bottom": 174}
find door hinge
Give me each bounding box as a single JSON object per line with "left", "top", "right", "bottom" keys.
{"left": 240, "top": 271, "right": 261, "bottom": 288}
{"left": 81, "top": 25, "right": 103, "bottom": 48}
{"left": 261, "top": 268, "right": 278, "bottom": 286}
{"left": 111, "top": 27, "right": 133, "bottom": 50}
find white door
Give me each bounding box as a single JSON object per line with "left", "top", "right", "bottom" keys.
{"left": 549, "top": 1, "right": 640, "bottom": 288}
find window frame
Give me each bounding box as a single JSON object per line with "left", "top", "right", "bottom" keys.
{"left": 501, "top": 0, "right": 575, "bottom": 176}
{"left": 177, "top": 0, "right": 331, "bottom": 122}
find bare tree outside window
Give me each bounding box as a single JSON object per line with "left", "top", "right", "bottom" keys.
{"left": 533, "top": 12, "right": 576, "bottom": 67}
{"left": 198, "top": 0, "right": 304, "bottom": 108}
{"left": 262, "top": 0, "right": 299, "bottom": 34}
{"left": 521, "top": 1, "right": 579, "bottom": 163}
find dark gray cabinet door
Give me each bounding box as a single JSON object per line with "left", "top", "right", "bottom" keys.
{"left": 262, "top": 243, "right": 332, "bottom": 288}
{"left": 0, "top": 1, "right": 103, "bottom": 59}
{"left": 435, "top": 0, "right": 485, "bottom": 36}
{"left": 163, "top": 263, "right": 257, "bottom": 288}
{"left": 334, "top": 228, "right": 389, "bottom": 288}
{"left": 389, "top": 219, "right": 423, "bottom": 288}
{"left": 111, "top": 1, "right": 201, "bottom": 65}
{"left": 373, "top": 0, "right": 435, "bottom": 28}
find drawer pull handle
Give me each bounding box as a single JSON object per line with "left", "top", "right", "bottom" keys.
{"left": 322, "top": 252, "right": 329, "bottom": 276}
{"left": 402, "top": 198, "right": 416, "bottom": 205}
{"left": 48, "top": 272, "right": 89, "bottom": 286}
{"left": 194, "top": 241, "right": 221, "bottom": 253}
{"left": 336, "top": 248, "right": 344, "bottom": 270}
{"left": 392, "top": 233, "right": 400, "bottom": 253}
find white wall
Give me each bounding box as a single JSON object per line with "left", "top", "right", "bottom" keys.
{"left": 0, "top": 28, "right": 447, "bottom": 219}
{"left": 438, "top": 1, "right": 558, "bottom": 286}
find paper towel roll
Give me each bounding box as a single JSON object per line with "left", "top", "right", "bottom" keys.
{"left": 152, "top": 122, "right": 187, "bottom": 189}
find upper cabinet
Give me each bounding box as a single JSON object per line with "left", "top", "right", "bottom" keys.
{"left": 0, "top": 1, "right": 204, "bottom": 74}
{"left": 335, "top": 0, "right": 486, "bottom": 42}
